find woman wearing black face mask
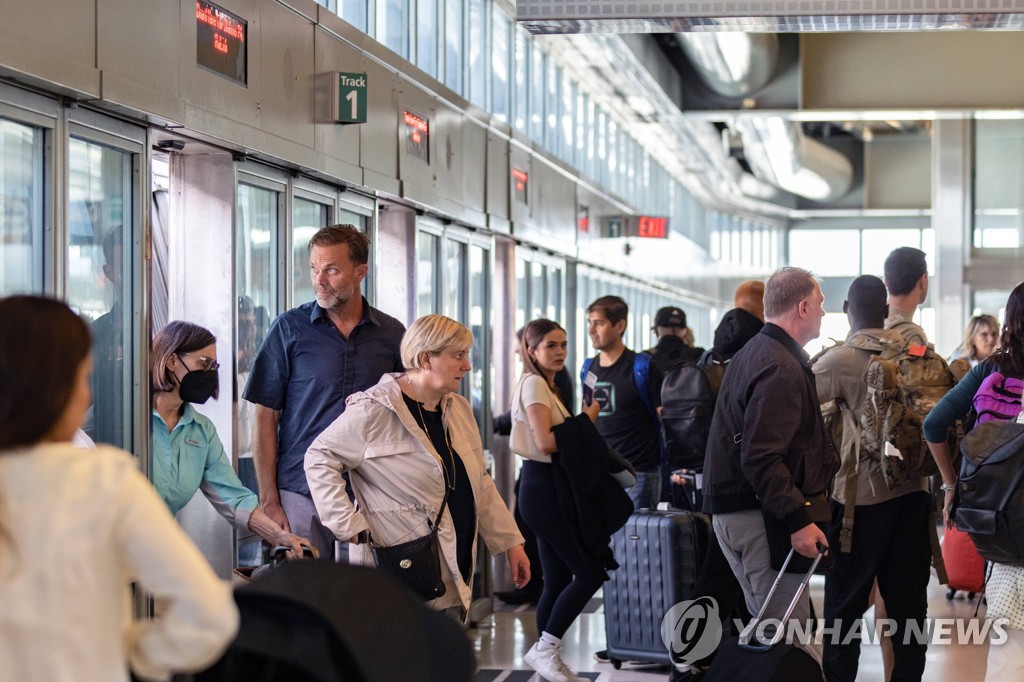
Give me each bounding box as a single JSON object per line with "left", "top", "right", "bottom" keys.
{"left": 152, "top": 321, "right": 311, "bottom": 557}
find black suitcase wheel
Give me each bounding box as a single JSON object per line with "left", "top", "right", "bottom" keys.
{"left": 968, "top": 592, "right": 976, "bottom": 600}
{"left": 946, "top": 588, "right": 956, "bottom": 600}
{"left": 611, "top": 658, "right": 622, "bottom": 670}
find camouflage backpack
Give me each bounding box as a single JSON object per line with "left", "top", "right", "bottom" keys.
{"left": 852, "top": 329, "right": 970, "bottom": 489}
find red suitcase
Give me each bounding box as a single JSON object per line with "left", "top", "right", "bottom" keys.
{"left": 942, "top": 525, "right": 986, "bottom": 598}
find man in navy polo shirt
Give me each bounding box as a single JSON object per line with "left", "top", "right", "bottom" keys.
{"left": 244, "top": 224, "right": 405, "bottom": 559}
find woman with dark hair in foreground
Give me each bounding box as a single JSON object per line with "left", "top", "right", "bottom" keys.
{"left": 0, "top": 295, "right": 238, "bottom": 681}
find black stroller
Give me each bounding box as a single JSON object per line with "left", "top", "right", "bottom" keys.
{"left": 195, "top": 561, "right": 475, "bottom": 682}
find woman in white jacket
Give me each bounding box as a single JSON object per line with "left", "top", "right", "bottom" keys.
{"left": 0, "top": 295, "right": 238, "bottom": 681}
{"left": 306, "top": 314, "right": 529, "bottom": 614}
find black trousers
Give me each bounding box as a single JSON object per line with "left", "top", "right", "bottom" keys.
{"left": 823, "top": 491, "right": 931, "bottom": 682}
{"left": 512, "top": 474, "right": 544, "bottom": 589}
{"left": 518, "top": 460, "right": 605, "bottom": 638}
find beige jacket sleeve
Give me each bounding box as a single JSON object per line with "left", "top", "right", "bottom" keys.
{"left": 304, "top": 402, "right": 371, "bottom": 542}
{"left": 474, "top": 469, "right": 526, "bottom": 556}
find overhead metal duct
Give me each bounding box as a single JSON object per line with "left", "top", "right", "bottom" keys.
{"left": 676, "top": 32, "right": 853, "bottom": 203}
{"left": 734, "top": 117, "right": 854, "bottom": 203}
{"left": 677, "top": 33, "right": 779, "bottom": 98}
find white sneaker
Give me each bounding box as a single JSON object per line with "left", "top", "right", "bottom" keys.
{"left": 524, "top": 641, "right": 584, "bottom": 682}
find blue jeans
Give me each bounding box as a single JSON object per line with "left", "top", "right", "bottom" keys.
{"left": 629, "top": 468, "right": 661, "bottom": 510}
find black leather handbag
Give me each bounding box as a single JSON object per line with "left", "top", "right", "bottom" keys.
{"left": 370, "top": 489, "right": 449, "bottom": 601}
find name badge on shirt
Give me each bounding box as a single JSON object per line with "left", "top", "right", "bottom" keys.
{"left": 185, "top": 437, "right": 202, "bottom": 447}
{"left": 584, "top": 371, "right": 598, "bottom": 403}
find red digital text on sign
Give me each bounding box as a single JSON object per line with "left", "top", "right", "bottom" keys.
{"left": 636, "top": 216, "right": 668, "bottom": 238}
{"left": 512, "top": 168, "right": 528, "bottom": 191}
{"left": 196, "top": 1, "right": 246, "bottom": 42}
{"left": 404, "top": 112, "right": 429, "bottom": 134}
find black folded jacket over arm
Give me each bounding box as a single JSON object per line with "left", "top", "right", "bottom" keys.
{"left": 551, "top": 415, "right": 635, "bottom": 578}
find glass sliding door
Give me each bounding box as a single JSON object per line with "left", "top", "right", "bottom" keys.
{"left": 417, "top": 229, "right": 440, "bottom": 315}
{"left": 291, "top": 195, "right": 332, "bottom": 307}
{"left": 68, "top": 136, "right": 135, "bottom": 450}
{"left": 236, "top": 177, "right": 283, "bottom": 565}
{"left": 0, "top": 118, "right": 44, "bottom": 295}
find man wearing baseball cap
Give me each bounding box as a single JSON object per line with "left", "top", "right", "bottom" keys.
{"left": 645, "top": 306, "right": 704, "bottom": 375}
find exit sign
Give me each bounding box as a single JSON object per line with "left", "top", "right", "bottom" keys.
{"left": 333, "top": 72, "right": 368, "bottom": 124}
{"left": 628, "top": 215, "right": 669, "bottom": 239}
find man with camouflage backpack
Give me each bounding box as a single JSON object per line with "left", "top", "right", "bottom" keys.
{"left": 811, "top": 274, "right": 954, "bottom": 679}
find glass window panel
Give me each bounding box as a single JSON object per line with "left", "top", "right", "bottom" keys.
{"left": 415, "top": 0, "right": 438, "bottom": 77}
{"left": 861, "top": 229, "right": 921, "bottom": 276}
{"left": 545, "top": 59, "right": 559, "bottom": 150}
{"left": 921, "top": 228, "right": 936, "bottom": 274}
{"left": 513, "top": 28, "right": 529, "bottom": 132}
{"left": 444, "top": 0, "right": 464, "bottom": 93}
{"left": 235, "top": 182, "right": 280, "bottom": 563}
{"left": 530, "top": 47, "right": 545, "bottom": 142}
{"left": 291, "top": 197, "right": 331, "bottom": 306}
{"left": 417, "top": 231, "right": 439, "bottom": 315}
{"left": 607, "top": 119, "right": 617, "bottom": 184}
{"left": 530, "top": 260, "right": 545, "bottom": 321}
{"left": 514, "top": 256, "right": 527, "bottom": 332}
{"left": 973, "top": 289, "right": 1012, "bottom": 322}
{"left": 237, "top": 184, "right": 279, "bottom": 320}
{"left": 788, "top": 229, "right": 860, "bottom": 276}
{"left": 490, "top": 9, "right": 510, "bottom": 123}
{"left": 467, "top": 244, "right": 487, "bottom": 433}
{"left": 585, "top": 96, "right": 596, "bottom": 178}
{"left": 0, "top": 118, "right": 43, "bottom": 296}
{"left": 561, "top": 73, "right": 574, "bottom": 163}
{"left": 68, "top": 137, "right": 132, "bottom": 449}
{"left": 974, "top": 120, "right": 1024, "bottom": 251}
{"left": 341, "top": 0, "right": 368, "bottom": 31}
{"left": 444, "top": 238, "right": 466, "bottom": 321}
{"left": 741, "top": 222, "right": 753, "bottom": 266}
{"left": 466, "top": 0, "right": 485, "bottom": 108}
{"left": 376, "top": 0, "right": 410, "bottom": 58}
{"left": 806, "top": 312, "right": 850, "bottom": 356}
{"left": 547, "top": 266, "right": 562, "bottom": 322}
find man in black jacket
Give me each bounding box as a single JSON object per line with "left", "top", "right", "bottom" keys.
{"left": 702, "top": 267, "right": 839, "bottom": 659}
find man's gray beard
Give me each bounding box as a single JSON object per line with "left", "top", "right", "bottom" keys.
{"left": 317, "top": 291, "right": 353, "bottom": 310}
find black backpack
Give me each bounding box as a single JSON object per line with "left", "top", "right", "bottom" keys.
{"left": 955, "top": 420, "right": 1024, "bottom": 566}
{"left": 660, "top": 353, "right": 726, "bottom": 471}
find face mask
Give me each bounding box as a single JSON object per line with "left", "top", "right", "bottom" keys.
{"left": 178, "top": 368, "right": 219, "bottom": 404}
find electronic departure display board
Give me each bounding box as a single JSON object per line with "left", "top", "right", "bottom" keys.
{"left": 196, "top": 1, "right": 247, "bottom": 86}
{"left": 404, "top": 110, "right": 430, "bottom": 163}
{"left": 512, "top": 167, "right": 529, "bottom": 205}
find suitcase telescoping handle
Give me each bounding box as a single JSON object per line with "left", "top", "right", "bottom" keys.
{"left": 270, "top": 543, "right": 319, "bottom": 566}
{"left": 737, "top": 544, "right": 826, "bottom": 652}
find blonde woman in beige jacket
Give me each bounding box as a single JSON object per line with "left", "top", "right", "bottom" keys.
{"left": 306, "top": 314, "right": 529, "bottom": 613}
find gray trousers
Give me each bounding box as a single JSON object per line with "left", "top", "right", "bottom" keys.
{"left": 713, "top": 510, "right": 822, "bottom": 664}
{"left": 280, "top": 489, "right": 346, "bottom": 562}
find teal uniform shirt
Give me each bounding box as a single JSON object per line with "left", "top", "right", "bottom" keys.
{"left": 151, "top": 404, "right": 258, "bottom": 529}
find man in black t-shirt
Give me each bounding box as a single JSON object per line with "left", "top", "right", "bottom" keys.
{"left": 584, "top": 295, "right": 664, "bottom": 510}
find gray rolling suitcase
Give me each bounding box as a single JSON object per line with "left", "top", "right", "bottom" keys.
{"left": 603, "top": 508, "right": 709, "bottom": 668}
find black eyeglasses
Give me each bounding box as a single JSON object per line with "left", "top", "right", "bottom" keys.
{"left": 177, "top": 352, "right": 220, "bottom": 372}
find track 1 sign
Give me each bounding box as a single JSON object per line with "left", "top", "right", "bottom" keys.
{"left": 333, "top": 72, "right": 368, "bottom": 124}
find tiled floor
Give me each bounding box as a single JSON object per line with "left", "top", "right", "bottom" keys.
{"left": 472, "top": 572, "right": 991, "bottom": 681}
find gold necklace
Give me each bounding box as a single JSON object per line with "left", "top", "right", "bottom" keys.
{"left": 408, "top": 375, "right": 457, "bottom": 491}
